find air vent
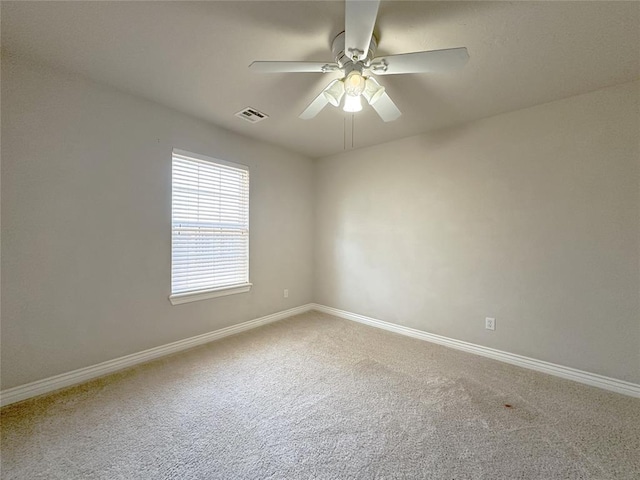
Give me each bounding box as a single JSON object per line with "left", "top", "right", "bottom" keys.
{"left": 235, "top": 107, "right": 269, "bottom": 124}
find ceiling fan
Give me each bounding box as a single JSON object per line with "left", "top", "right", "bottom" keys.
{"left": 249, "top": 0, "right": 469, "bottom": 122}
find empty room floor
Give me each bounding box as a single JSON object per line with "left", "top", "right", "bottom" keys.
{"left": 1, "top": 311, "right": 639, "bottom": 479}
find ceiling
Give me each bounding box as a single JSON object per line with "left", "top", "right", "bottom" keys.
{"left": 2, "top": 1, "right": 639, "bottom": 159}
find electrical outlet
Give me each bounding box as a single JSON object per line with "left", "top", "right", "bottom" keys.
{"left": 283, "top": 289, "right": 289, "bottom": 298}
{"left": 485, "top": 317, "right": 496, "bottom": 331}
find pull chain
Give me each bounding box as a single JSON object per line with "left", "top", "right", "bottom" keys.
{"left": 351, "top": 114, "right": 355, "bottom": 149}
{"left": 343, "top": 114, "right": 355, "bottom": 150}
{"left": 344, "top": 117, "right": 347, "bottom": 150}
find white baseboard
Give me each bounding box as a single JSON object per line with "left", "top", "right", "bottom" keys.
{"left": 3, "top": 303, "right": 637, "bottom": 407}
{"left": 0, "top": 304, "right": 313, "bottom": 407}
{"left": 311, "top": 304, "right": 640, "bottom": 398}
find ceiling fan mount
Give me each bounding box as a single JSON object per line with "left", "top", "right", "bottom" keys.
{"left": 331, "top": 31, "right": 378, "bottom": 69}
{"left": 249, "top": 0, "right": 469, "bottom": 122}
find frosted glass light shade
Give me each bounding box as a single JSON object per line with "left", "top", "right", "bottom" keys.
{"left": 323, "top": 81, "right": 345, "bottom": 107}
{"left": 363, "top": 78, "right": 386, "bottom": 105}
{"left": 343, "top": 94, "right": 362, "bottom": 112}
{"left": 344, "top": 71, "right": 366, "bottom": 97}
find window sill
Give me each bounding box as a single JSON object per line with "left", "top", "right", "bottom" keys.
{"left": 169, "top": 283, "right": 252, "bottom": 305}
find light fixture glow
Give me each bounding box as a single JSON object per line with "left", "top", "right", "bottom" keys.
{"left": 344, "top": 71, "right": 366, "bottom": 97}
{"left": 363, "top": 78, "right": 386, "bottom": 105}
{"left": 343, "top": 94, "right": 362, "bottom": 113}
{"left": 323, "top": 80, "right": 345, "bottom": 107}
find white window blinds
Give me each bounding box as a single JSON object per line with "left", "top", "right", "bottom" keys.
{"left": 171, "top": 149, "right": 249, "bottom": 298}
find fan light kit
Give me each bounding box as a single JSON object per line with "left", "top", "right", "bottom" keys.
{"left": 249, "top": 0, "right": 469, "bottom": 122}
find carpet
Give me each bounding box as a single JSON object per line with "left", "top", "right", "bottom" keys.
{"left": 1, "top": 311, "right": 639, "bottom": 479}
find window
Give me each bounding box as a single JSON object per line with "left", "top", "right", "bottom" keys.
{"left": 169, "top": 149, "right": 251, "bottom": 305}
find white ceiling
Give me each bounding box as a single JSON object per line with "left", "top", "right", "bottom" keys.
{"left": 2, "top": 1, "right": 639, "bottom": 159}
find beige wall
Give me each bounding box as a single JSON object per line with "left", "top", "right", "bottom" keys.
{"left": 1, "top": 58, "right": 315, "bottom": 390}
{"left": 2, "top": 55, "right": 638, "bottom": 391}
{"left": 315, "top": 81, "right": 640, "bottom": 383}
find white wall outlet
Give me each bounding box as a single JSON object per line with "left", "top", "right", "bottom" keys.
{"left": 485, "top": 317, "right": 496, "bottom": 331}
{"left": 283, "top": 289, "right": 289, "bottom": 298}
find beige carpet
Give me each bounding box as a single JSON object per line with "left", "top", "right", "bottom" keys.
{"left": 1, "top": 311, "right": 639, "bottom": 479}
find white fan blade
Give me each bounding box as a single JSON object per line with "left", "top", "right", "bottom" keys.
{"left": 249, "top": 61, "right": 339, "bottom": 73}
{"left": 370, "top": 47, "right": 469, "bottom": 75}
{"left": 345, "top": 0, "right": 380, "bottom": 62}
{"left": 299, "top": 80, "right": 339, "bottom": 119}
{"left": 371, "top": 92, "right": 401, "bottom": 122}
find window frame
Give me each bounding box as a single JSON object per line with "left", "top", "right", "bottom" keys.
{"left": 169, "top": 148, "right": 251, "bottom": 305}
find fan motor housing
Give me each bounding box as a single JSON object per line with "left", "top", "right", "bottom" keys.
{"left": 332, "top": 31, "right": 377, "bottom": 68}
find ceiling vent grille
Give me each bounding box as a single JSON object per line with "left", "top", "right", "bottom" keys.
{"left": 235, "top": 107, "right": 269, "bottom": 123}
